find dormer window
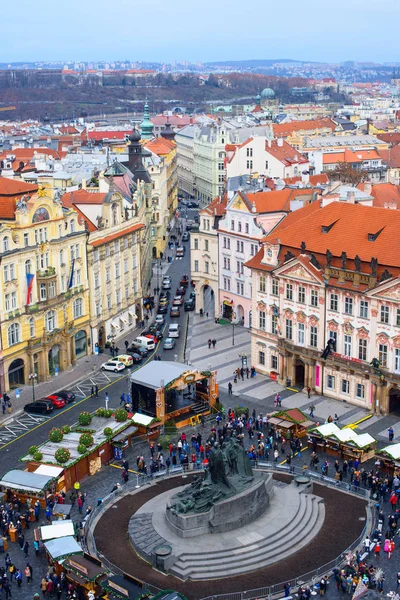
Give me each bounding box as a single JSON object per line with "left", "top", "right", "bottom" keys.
{"left": 3, "top": 237, "right": 9, "bottom": 252}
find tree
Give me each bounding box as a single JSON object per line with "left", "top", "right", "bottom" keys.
{"left": 329, "top": 163, "right": 369, "bottom": 185}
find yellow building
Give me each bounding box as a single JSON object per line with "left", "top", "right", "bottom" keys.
{"left": 0, "top": 187, "right": 90, "bottom": 391}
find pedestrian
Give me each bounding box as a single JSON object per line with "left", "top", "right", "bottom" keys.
{"left": 375, "top": 541, "right": 381, "bottom": 559}
{"left": 17, "top": 533, "right": 24, "bottom": 550}
{"left": 122, "top": 469, "right": 129, "bottom": 484}
{"left": 389, "top": 427, "right": 394, "bottom": 442}
{"left": 120, "top": 393, "right": 125, "bottom": 406}
{"left": 233, "top": 371, "right": 238, "bottom": 384}
{"left": 246, "top": 368, "right": 250, "bottom": 379}
{"left": 95, "top": 385, "right": 99, "bottom": 397}
{"left": 24, "top": 540, "right": 29, "bottom": 557}
{"left": 15, "top": 569, "right": 22, "bottom": 588}
{"left": 333, "top": 413, "right": 339, "bottom": 423}
{"left": 307, "top": 386, "right": 311, "bottom": 399}
{"left": 240, "top": 367, "right": 244, "bottom": 381}
{"left": 105, "top": 393, "right": 109, "bottom": 410}
{"left": 212, "top": 339, "right": 216, "bottom": 349}
{"left": 208, "top": 339, "right": 212, "bottom": 349}
{"left": 3, "top": 579, "right": 11, "bottom": 599}
{"left": 24, "top": 564, "right": 31, "bottom": 584}
{"left": 274, "top": 449, "right": 279, "bottom": 464}
{"left": 228, "top": 382, "right": 233, "bottom": 395}
{"left": 33, "top": 540, "right": 39, "bottom": 556}
{"left": 125, "top": 340, "right": 129, "bottom": 350}
{"left": 41, "top": 577, "right": 48, "bottom": 596}
{"left": 364, "top": 535, "right": 371, "bottom": 554}
{"left": 309, "top": 405, "right": 315, "bottom": 418}
{"left": 91, "top": 385, "right": 94, "bottom": 397}
{"left": 77, "top": 496, "right": 83, "bottom": 514}
{"left": 284, "top": 583, "right": 291, "bottom": 597}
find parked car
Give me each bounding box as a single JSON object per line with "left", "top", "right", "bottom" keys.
{"left": 184, "top": 299, "right": 195, "bottom": 311}
{"left": 134, "top": 336, "right": 155, "bottom": 351}
{"left": 144, "top": 334, "right": 159, "bottom": 344}
{"left": 24, "top": 400, "right": 54, "bottom": 415}
{"left": 187, "top": 201, "right": 199, "bottom": 208}
{"left": 158, "top": 304, "right": 168, "bottom": 314}
{"left": 173, "top": 295, "right": 183, "bottom": 306}
{"left": 159, "top": 296, "right": 169, "bottom": 306}
{"left": 176, "top": 286, "right": 186, "bottom": 297}
{"left": 170, "top": 306, "right": 181, "bottom": 317}
{"left": 43, "top": 395, "right": 66, "bottom": 409}
{"left": 182, "top": 232, "right": 190, "bottom": 242}
{"left": 189, "top": 292, "right": 196, "bottom": 300}
{"left": 155, "top": 314, "right": 165, "bottom": 325}
{"left": 163, "top": 337, "right": 176, "bottom": 350}
{"left": 129, "top": 344, "right": 148, "bottom": 357}
{"left": 180, "top": 275, "right": 189, "bottom": 286}
{"left": 130, "top": 353, "right": 143, "bottom": 364}
{"left": 55, "top": 390, "right": 76, "bottom": 403}
{"left": 168, "top": 323, "right": 180, "bottom": 338}
{"left": 162, "top": 276, "right": 171, "bottom": 284}
{"left": 160, "top": 291, "right": 170, "bottom": 300}
{"left": 116, "top": 354, "right": 134, "bottom": 367}
{"left": 102, "top": 360, "right": 125, "bottom": 373}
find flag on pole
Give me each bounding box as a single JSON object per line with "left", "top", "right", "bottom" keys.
{"left": 26, "top": 273, "right": 35, "bottom": 305}
{"left": 68, "top": 259, "right": 75, "bottom": 289}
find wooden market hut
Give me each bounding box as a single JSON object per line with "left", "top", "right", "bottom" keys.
{"left": 100, "top": 572, "right": 150, "bottom": 600}
{"left": 35, "top": 520, "right": 75, "bottom": 545}
{"left": 0, "top": 466, "right": 63, "bottom": 508}
{"left": 308, "top": 423, "right": 377, "bottom": 463}
{"left": 43, "top": 536, "right": 83, "bottom": 575}
{"left": 268, "top": 408, "right": 314, "bottom": 439}
{"left": 375, "top": 443, "right": 400, "bottom": 474}
{"left": 130, "top": 362, "right": 218, "bottom": 428}
{"left": 63, "top": 553, "right": 109, "bottom": 597}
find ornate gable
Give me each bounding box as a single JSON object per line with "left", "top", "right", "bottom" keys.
{"left": 368, "top": 278, "right": 400, "bottom": 301}
{"left": 277, "top": 262, "right": 321, "bottom": 284}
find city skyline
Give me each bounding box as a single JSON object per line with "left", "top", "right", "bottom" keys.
{"left": 2, "top": 0, "right": 400, "bottom": 64}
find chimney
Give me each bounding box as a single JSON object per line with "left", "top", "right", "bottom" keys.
{"left": 346, "top": 190, "right": 356, "bottom": 203}
{"left": 252, "top": 200, "right": 257, "bottom": 213}
{"left": 277, "top": 138, "right": 283, "bottom": 147}
{"left": 364, "top": 183, "right": 372, "bottom": 195}
{"left": 267, "top": 139, "right": 272, "bottom": 148}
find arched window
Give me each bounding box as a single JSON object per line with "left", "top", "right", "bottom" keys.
{"left": 8, "top": 323, "right": 20, "bottom": 346}
{"left": 45, "top": 310, "right": 56, "bottom": 332}
{"left": 25, "top": 259, "right": 32, "bottom": 275}
{"left": 60, "top": 249, "right": 64, "bottom": 265}
{"left": 70, "top": 219, "right": 75, "bottom": 233}
{"left": 73, "top": 298, "right": 83, "bottom": 319}
{"left": 3, "top": 237, "right": 9, "bottom": 252}
{"left": 29, "top": 318, "right": 35, "bottom": 338}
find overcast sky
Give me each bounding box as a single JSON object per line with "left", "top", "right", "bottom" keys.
{"left": 2, "top": 0, "right": 399, "bottom": 64}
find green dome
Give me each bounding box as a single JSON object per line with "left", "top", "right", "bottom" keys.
{"left": 140, "top": 100, "right": 154, "bottom": 140}
{"left": 260, "top": 87, "right": 275, "bottom": 99}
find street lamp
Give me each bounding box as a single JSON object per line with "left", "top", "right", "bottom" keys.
{"left": 232, "top": 312, "right": 236, "bottom": 346}
{"left": 29, "top": 373, "right": 37, "bottom": 403}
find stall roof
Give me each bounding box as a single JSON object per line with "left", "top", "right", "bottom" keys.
{"left": 53, "top": 503, "right": 72, "bottom": 517}
{"left": 100, "top": 574, "right": 147, "bottom": 600}
{"left": 64, "top": 554, "right": 108, "bottom": 581}
{"left": 312, "top": 423, "right": 341, "bottom": 437}
{"left": 273, "top": 408, "right": 309, "bottom": 424}
{"left": 112, "top": 425, "right": 138, "bottom": 442}
{"left": 35, "top": 465, "right": 64, "bottom": 477}
{"left": 44, "top": 536, "right": 82, "bottom": 561}
{"left": 350, "top": 433, "right": 376, "bottom": 448}
{"left": 132, "top": 413, "right": 153, "bottom": 426}
{"left": 380, "top": 443, "right": 400, "bottom": 460}
{"left": 41, "top": 522, "right": 75, "bottom": 541}
{"left": 130, "top": 362, "right": 193, "bottom": 390}
{"left": 0, "top": 469, "right": 55, "bottom": 493}
{"left": 332, "top": 429, "right": 358, "bottom": 443}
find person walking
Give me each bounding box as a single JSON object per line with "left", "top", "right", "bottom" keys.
{"left": 389, "top": 427, "right": 394, "bottom": 442}
{"left": 309, "top": 405, "right": 315, "bottom": 418}
{"left": 14, "top": 569, "right": 22, "bottom": 588}
{"left": 120, "top": 393, "right": 125, "bottom": 406}
{"left": 212, "top": 339, "right": 216, "bottom": 349}
{"left": 23, "top": 540, "right": 29, "bottom": 558}
{"left": 208, "top": 339, "right": 212, "bottom": 349}
{"left": 91, "top": 386, "right": 95, "bottom": 397}
{"left": 274, "top": 449, "right": 279, "bottom": 464}
{"left": 3, "top": 579, "right": 11, "bottom": 599}
{"left": 41, "top": 577, "right": 48, "bottom": 596}
{"left": 228, "top": 382, "right": 233, "bottom": 395}
{"left": 24, "top": 564, "right": 31, "bottom": 584}
{"left": 307, "top": 387, "right": 311, "bottom": 399}
{"left": 95, "top": 384, "right": 99, "bottom": 398}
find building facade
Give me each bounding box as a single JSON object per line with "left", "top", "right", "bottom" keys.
{"left": 247, "top": 200, "right": 400, "bottom": 415}
{"left": 0, "top": 188, "right": 90, "bottom": 392}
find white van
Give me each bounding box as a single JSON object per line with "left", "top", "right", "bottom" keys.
{"left": 168, "top": 324, "right": 180, "bottom": 338}
{"left": 134, "top": 336, "right": 156, "bottom": 351}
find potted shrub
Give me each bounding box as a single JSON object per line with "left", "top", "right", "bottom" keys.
{"left": 61, "top": 425, "right": 71, "bottom": 434}
{"left": 114, "top": 408, "right": 128, "bottom": 423}
{"left": 79, "top": 433, "right": 94, "bottom": 447}
{"left": 96, "top": 408, "right": 105, "bottom": 418}
{"left": 103, "top": 427, "right": 113, "bottom": 437}
{"left": 49, "top": 428, "right": 64, "bottom": 443}
{"left": 29, "top": 445, "right": 38, "bottom": 456}
{"left": 77, "top": 444, "right": 87, "bottom": 455}
{"left": 33, "top": 451, "right": 43, "bottom": 462}
{"left": 78, "top": 411, "right": 93, "bottom": 426}
{"left": 55, "top": 448, "right": 70, "bottom": 464}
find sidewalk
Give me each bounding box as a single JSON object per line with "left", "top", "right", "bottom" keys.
{"left": 1, "top": 258, "right": 172, "bottom": 425}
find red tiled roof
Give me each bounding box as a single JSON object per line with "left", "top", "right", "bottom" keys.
{"left": 144, "top": 138, "right": 176, "bottom": 155}
{"left": 62, "top": 189, "right": 106, "bottom": 208}
{"left": 240, "top": 188, "right": 315, "bottom": 214}
{"left": 0, "top": 177, "right": 38, "bottom": 197}
{"left": 272, "top": 118, "right": 336, "bottom": 138}
{"left": 284, "top": 173, "right": 329, "bottom": 186}
{"left": 84, "top": 131, "right": 129, "bottom": 141}
{"left": 200, "top": 195, "right": 228, "bottom": 217}
{"left": 90, "top": 222, "right": 145, "bottom": 247}
{"left": 380, "top": 146, "right": 400, "bottom": 169}
{"left": 376, "top": 132, "right": 400, "bottom": 145}
{"left": 322, "top": 149, "right": 363, "bottom": 164}
{"left": 265, "top": 140, "right": 308, "bottom": 166}
{"left": 358, "top": 183, "right": 400, "bottom": 209}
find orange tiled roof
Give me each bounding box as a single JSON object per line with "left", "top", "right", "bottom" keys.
{"left": 272, "top": 118, "right": 336, "bottom": 138}
{"left": 284, "top": 173, "right": 329, "bottom": 186}
{"left": 90, "top": 222, "right": 145, "bottom": 247}
{"left": 144, "top": 138, "right": 176, "bottom": 155}
{"left": 62, "top": 189, "right": 106, "bottom": 209}
{"left": 200, "top": 195, "right": 228, "bottom": 217}
{"left": 240, "top": 188, "right": 315, "bottom": 214}
{"left": 380, "top": 146, "right": 400, "bottom": 169}
{"left": 322, "top": 149, "right": 363, "bottom": 164}
{"left": 376, "top": 132, "right": 400, "bottom": 145}
{"left": 0, "top": 177, "right": 38, "bottom": 196}
{"left": 358, "top": 183, "right": 400, "bottom": 209}
{"left": 265, "top": 139, "right": 308, "bottom": 166}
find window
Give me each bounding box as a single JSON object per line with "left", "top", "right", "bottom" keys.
{"left": 250, "top": 244, "right": 255, "bottom": 256}
{"left": 8, "top": 323, "right": 20, "bottom": 346}
{"left": 95, "top": 301, "right": 101, "bottom": 317}
{"left": 205, "top": 262, "right": 209, "bottom": 274}
{"left": 223, "top": 257, "right": 230, "bottom": 270}
{"left": 246, "top": 147, "right": 253, "bottom": 157}
{"left": 397, "top": 309, "right": 400, "bottom": 327}
{"left": 298, "top": 286, "right": 305, "bottom": 304}
{"left": 286, "top": 283, "right": 293, "bottom": 300}
{"left": 114, "top": 241, "right": 119, "bottom": 254}
{"left": 341, "top": 379, "right": 350, "bottom": 394}
{"left": 379, "top": 343, "right": 388, "bottom": 367}
{"left": 259, "top": 276, "right": 266, "bottom": 292}
{"left": 356, "top": 384, "right": 365, "bottom": 399}
{"left": 40, "top": 283, "right": 47, "bottom": 301}
{"left": 4, "top": 293, "right": 15, "bottom": 311}
{"left": 194, "top": 260, "right": 199, "bottom": 272}
{"left": 48, "top": 281, "right": 56, "bottom": 299}
{"left": 360, "top": 300, "right": 369, "bottom": 319}
{"left": 330, "top": 293, "right": 338, "bottom": 311}
{"left": 271, "top": 314, "right": 278, "bottom": 335}
{"left": 70, "top": 246, "right": 75, "bottom": 261}
{"left": 106, "top": 268, "right": 111, "bottom": 283}
{"left": 45, "top": 310, "right": 56, "bottom": 332}
{"left": 259, "top": 311, "right": 266, "bottom": 330}
{"left": 231, "top": 220, "right": 235, "bottom": 231}
{"left": 344, "top": 334, "right": 352, "bottom": 357}
{"left": 94, "top": 249, "right": 100, "bottom": 262}
{"left": 326, "top": 375, "right": 335, "bottom": 390}
{"left": 218, "top": 174, "right": 224, "bottom": 183}
{"left": 70, "top": 219, "right": 75, "bottom": 233}
{"left": 395, "top": 348, "right": 400, "bottom": 373}
{"left": 116, "top": 289, "right": 121, "bottom": 305}
{"left": 115, "top": 263, "right": 120, "bottom": 278}
{"left": 311, "top": 290, "right": 319, "bottom": 307}
{"left": 124, "top": 238, "right": 128, "bottom": 249}
{"left": 3, "top": 237, "right": 9, "bottom": 252}
{"left": 24, "top": 233, "right": 29, "bottom": 247}
{"left": 218, "top": 162, "right": 224, "bottom": 171}
{"left": 310, "top": 326, "right": 318, "bottom": 348}
{"left": 344, "top": 297, "right": 353, "bottom": 315}
{"left": 236, "top": 282, "right": 244, "bottom": 295}
{"left": 380, "top": 305, "right": 389, "bottom": 324}
{"left": 73, "top": 298, "right": 83, "bottom": 319}
{"left": 272, "top": 279, "right": 279, "bottom": 296}
{"left": 125, "top": 284, "right": 129, "bottom": 299}
{"left": 194, "top": 238, "right": 198, "bottom": 250}
{"left": 271, "top": 355, "right": 278, "bottom": 370}
{"left": 205, "top": 240, "right": 209, "bottom": 251}
{"left": 286, "top": 319, "right": 292, "bottom": 340}
{"left": 124, "top": 259, "right": 128, "bottom": 274}
{"left": 106, "top": 295, "right": 112, "bottom": 309}
{"left": 223, "top": 277, "right": 231, "bottom": 291}
{"left": 298, "top": 322, "right": 305, "bottom": 345}
{"left": 265, "top": 160, "right": 269, "bottom": 170}
{"left": 245, "top": 223, "right": 249, "bottom": 234}
{"left": 358, "top": 339, "right": 367, "bottom": 361}
{"left": 106, "top": 246, "right": 110, "bottom": 258}
{"left": 259, "top": 351, "right": 265, "bottom": 365}
{"left": 75, "top": 270, "right": 81, "bottom": 286}
{"left": 29, "top": 318, "right": 35, "bottom": 338}
{"left": 25, "top": 260, "right": 31, "bottom": 275}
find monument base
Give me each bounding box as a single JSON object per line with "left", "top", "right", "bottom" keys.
{"left": 166, "top": 472, "right": 273, "bottom": 538}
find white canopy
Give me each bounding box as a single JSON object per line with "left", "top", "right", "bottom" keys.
{"left": 132, "top": 413, "right": 153, "bottom": 426}
{"left": 40, "top": 521, "right": 74, "bottom": 541}
{"left": 350, "top": 433, "right": 376, "bottom": 448}
{"left": 313, "top": 423, "right": 341, "bottom": 437}
{"left": 332, "top": 428, "right": 358, "bottom": 443}
{"left": 35, "top": 465, "right": 64, "bottom": 477}
{"left": 381, "top": 443, "right": 400, "bottom": 461}
{"left": 44, "top": 536, "right": 82, "bottom": 560}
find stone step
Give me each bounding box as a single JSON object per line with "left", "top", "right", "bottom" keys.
{"left": 171, "top": 495, "right": 324, "bottom": 580}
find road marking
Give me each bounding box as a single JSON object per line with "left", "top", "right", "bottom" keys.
{"left": 286, "top": 387, "right": 299, "bottom": 393}
{"left": 343, "top": 413, "right": 372, "bottom": 430}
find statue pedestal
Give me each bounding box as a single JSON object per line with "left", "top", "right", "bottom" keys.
{"left": 165, "top": 472, "right": 273, "bottom": 538}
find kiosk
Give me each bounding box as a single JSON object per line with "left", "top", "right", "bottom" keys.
{"left": 308, "top": 424, "right": 377, "bottom": 462}
{"left": 375, "top": 443, "right": 400, "bottom": 475}
{"left": 64, "top": 553, "right": 109, "bottom": 597}
{"left": 268, "top": 408, "right": 314, "bottom": 439}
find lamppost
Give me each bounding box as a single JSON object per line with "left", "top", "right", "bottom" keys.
{"left": 232, "top": 312, "right": 236, "bottom": 346}
{"left": 29, "top": 373, "right": 37, "bottom": 403}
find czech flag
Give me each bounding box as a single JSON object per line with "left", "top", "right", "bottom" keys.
{"left": 26, "top": 273, "right": 35, "bottom": 305}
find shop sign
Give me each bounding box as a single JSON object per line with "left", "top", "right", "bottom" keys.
{"left": 108, "top": 581, "right": 129, "bottom": 597}
{"left": 184, "top": 373, "right": 196, "bottom": 383}
{"left": 332, "top": 352, "right": 362, "bottom": 364}
{"left": 69, "top": 560, "right": 88, "bottom": 576}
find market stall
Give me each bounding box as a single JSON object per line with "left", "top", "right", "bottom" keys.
{"left": 269, "top": 408, "right": 314, "bottom": 439}
{"left": 63, "top": 553, "right": 109, "bottom": 597}
{"left": 52, "top": 503, "right": 72, "bottom": 520}
{"left": 43, "top": 536, "right": 82, "bottom": 576}
{"left": 0, "top": 469, "right": 58, "bottom": 508}
{"left": 100, "top": 573, "right": 150, "bottom": 600}
{"left": 111, "top": 424, "right": 138, "bottom": 460}
{"left": 308, "top": 424, "right": 377, "bottom": 462}
{"left": 374, "top": 443, "right": 400, "bottom": 475}
{"left": 37, "top": 520, "right": 75, "bottom": 542}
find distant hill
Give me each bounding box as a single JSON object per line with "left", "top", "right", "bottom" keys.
{"left": 205, "top": 59, "right": 307, "bottom": 67}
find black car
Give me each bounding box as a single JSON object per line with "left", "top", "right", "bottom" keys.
{"left": 129, "top": 344, "right": 148, "bottom": 357}
{"left": 160, "top": 290, "right": 170, "bottom": 300}
{"left": 147, "top": 325, "right": 164, "bottom": 340}
{"left": 176, "top": 286, "right": 186, "bottom": 296}
{"left": 187, "top": 201, "right": 199, "bottom": 208}
{"left": 158, "top": 304, "right": 168, "bottom": 314}
{"left": 182, "top": 232, "right": 190, "bottom": 242}
{"left": 24, "top": 400, "right": 54, "bottom": 415}
{"left": 131, "top": 353, "right": 142, "bottom": 364}
{"left": 189, "top": 292, "right": 196, "bottom": 300}
{"left": 55, "top": 390, "right": 76, "bottom": 403}
{"left": 184, "top": 299, "right": 195, "bottom": 311}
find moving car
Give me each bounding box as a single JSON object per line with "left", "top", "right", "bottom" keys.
{"left": 160, "top": 291, "right": 170, "bottom": 300}
{"left": 180, "top": 275, "right": 189, "bottom": 286}
{"left": 148, "top": 324, "right": 164, "bottom": 339}
{"left": 102, "top": 360, "right": 125, "bottom": 373}
{"left": 168, "top": 323, "right": 180, "bottom": 338}
{"left": 55, "top": 390, "right": 76, "bottom": 403}
{"left": 155, "top": 314, "right": 165, "bottom": 325}
{"left": 24, "top": 400, "right": 54, "bottom": 415}
{"left": 187, "top": 201, "right": 199, "bottom": 208}
{"left": 157, "top": 304, "right": 168, "bottom": 314}
{"left": 43, "top": 395, "right": 66, "bottom": 409}
{"left": 163, "top": 337, "right": 176, "bottom": 350}
{"left": 159, "top": 296, "right": 169, "bottom": 306}
{"left": 170, "top": 306, "right": 180, "bottom": 317}
{"left": 144, "top": 334, "right": 159, "bottom": 344}
{"left": 134, "top": 336, "right": 156, "bottom": 351}
{"left": 184, "top": 299, "right": 195, "bottom": 311}
{"left": 182, "top": 232, "right": 190, "bottom": 242}
{"left": 173, "top": 295, "right": 183, "bottom": 306}
{"left": 176, "top": 246, "right": 185, "bottom": 257}
{"left": 162, "top": 280, "right": 171, "bottom": 290}
{"left": 116, "top": 354, "right": 134, "bottom": 367}
{"left": 176, "top": 285, "right": 186, "bottom": 296}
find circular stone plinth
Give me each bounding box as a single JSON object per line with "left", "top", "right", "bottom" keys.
{"left": 129, "top": 480, "right": 325, "bottom": 580}
{"left": 295, "top": 476, "right": 311, "bottom": 484}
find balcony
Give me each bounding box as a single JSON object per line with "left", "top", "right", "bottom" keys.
{"left": 37, "top": 266, "right": 56, "bottom": 278}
